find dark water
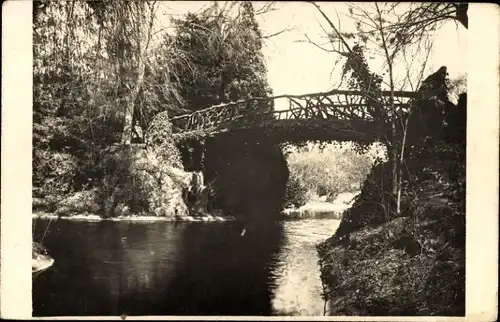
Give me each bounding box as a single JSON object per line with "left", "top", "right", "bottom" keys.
{"left": 33, "top": 218, "right": 340, "bottom": 316}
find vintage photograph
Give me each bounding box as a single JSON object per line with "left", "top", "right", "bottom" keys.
{"left": 31, "top": 1, "right": 467, "bottom": 317}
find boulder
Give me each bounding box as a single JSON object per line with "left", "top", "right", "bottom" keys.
{"left": 98, "top": 144, "right": 205, "bottom": 218}
{"left": 32, "top": 242, "right": 54, "bottom": 274}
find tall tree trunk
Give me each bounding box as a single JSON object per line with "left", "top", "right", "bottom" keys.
{"left": 397, "top": 112, "right": 411, "bottom": 214}
{"left": 376, "top": 3, "right": 399, "bottom": 218}
{"left": 121, "top": 59, "right": 145, "bottom": 145}
{"left": 390, "top": 107, "right": 398, "bottom": 215}
{"left": 121, "top": 3, "right": 156, "bottom": 145}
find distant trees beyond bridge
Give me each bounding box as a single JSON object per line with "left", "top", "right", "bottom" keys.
{"left": 169, "top": 89, "right": 418, "bottom": 144}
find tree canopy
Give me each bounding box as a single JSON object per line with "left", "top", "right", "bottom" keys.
{"left": 165, "top": 2, "right": 273, "bottom": 119}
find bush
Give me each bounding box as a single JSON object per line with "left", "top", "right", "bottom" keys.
{"left": 33, "top": 150, "right": 79, "bottom": 199}
{"left": 146, "top": 110, "right": 183, "bottom": 168}
{"left": 33, "top": 112, "right": 123, "bottom": 197}
{"left": 283, "top": 171, "right": 309, "bottom": 208}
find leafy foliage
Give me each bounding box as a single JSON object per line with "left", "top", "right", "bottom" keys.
{"left": 283, "top": 171, "right": 310, "bottom": 209}
{"left": 168, "top": 2, "right": 273, "bottom": 116}
{"left": 33, "top": 150, "right": 79, "bottom": 199}
{"left": 146, "top": 110, "right": 183, "bottom": 168}
{"left": 33, "top": 1, "right": 183, "bottom": 199}
{"left": 284, "top": 144, "right": 375, "bottom": 208}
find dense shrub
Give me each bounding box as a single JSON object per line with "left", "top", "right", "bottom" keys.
{"left": 146, "top": 109, "right": 183, "bottom": 168}
{"left": 33, "top": 150, "right": 79, "bottom": 198}
{"left": 283, "top": 171, "right": 309, "bottom": 209}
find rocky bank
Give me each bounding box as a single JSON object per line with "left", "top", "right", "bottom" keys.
{"left": 33, "top": 109, "right": 218, "bottom": 220}
{"left": 316, "top": 75, "right": 466, "bottom": 316}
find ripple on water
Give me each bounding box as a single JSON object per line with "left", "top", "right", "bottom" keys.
{"left": 33, "top": 217, "right": 341, "bottom": 316}
{"left": 270, "top": 219, "right": 341, "bottom": 316}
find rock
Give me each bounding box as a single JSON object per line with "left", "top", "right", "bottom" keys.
{"left": 32, "top": 242, "right": 54, "bottom": 274}
{"left": 98, "top": 144, "right": 206, "bottom": 218}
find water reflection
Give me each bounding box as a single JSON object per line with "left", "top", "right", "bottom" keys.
{"left": 270, "top": 219, "right": 341, "bottom": 316}
{"left": 33, "top": 220, "right": 187, "bottom": 315}
{"left": 33, "top": 218, "right": 339, "bottom": 316}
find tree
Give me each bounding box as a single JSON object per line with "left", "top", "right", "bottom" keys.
{"left": 161, "top": 1, "right": 288, "bottom": 217}
{"left": 448, "top": 74, "right": 467, "bottom": 104}
{"left": 307, "top": 2, "right": 465, "bottom": 216}
{"left": 33, "top": 0, "right": 180, "bottom": 195}
{"left": 390, "top": 3, "right": 468, "bottom": 35}
{"left": 166, "top": 2, "right": 273, "bottom": 117}
{"left": 84, "top": 1, "right": 159, "bottom": 144}
{"left": 33, "top": 1, "right": 109, "bottom": 195}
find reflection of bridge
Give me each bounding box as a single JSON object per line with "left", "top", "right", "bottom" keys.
{"left": 171, "top": 89, "right": 418, "bottom": 143}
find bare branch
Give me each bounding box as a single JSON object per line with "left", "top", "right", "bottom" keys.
{"left": 400, "top": 47, "right": 416, "bottom": 91}
{"left": 255, "top": 1, "right": 277, "bottom": 16}
{"left": 295, "top": 35, "right": 348, "bottom": 56}
{"left": 263, "top": 27, "right": 293, "bottom": 39}
{"left": 310, "top": 2, "right": 352, "bottom": 54}
{"left": 413, "top": 39, "right": 435, "bottom": 90}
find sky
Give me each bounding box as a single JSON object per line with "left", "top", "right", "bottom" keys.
{"left": 153, "top": 1, "right": 467, "bottom": 111}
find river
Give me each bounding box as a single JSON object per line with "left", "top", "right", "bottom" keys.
{"left": 33, "top": 218, "right": 340, "bottom": 316}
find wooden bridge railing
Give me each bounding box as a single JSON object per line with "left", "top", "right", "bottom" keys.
{"left": 170, "top": 89, "right": 418, "bottom": 133}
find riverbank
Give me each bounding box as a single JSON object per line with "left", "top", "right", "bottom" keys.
{"left": 33, "top": 190, "right": 360, "bottom": 223}
{"left": 317, "top": 152, "right": 466, "bottom": 315}
{"left": 32, "top": 212, "right": 237, "bottom": 223}
{"left": 280, "top": 191, "right": 359, "bottom": 220}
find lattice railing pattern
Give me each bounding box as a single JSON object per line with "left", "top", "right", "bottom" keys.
{"left": 170, "top": 89, "right": 417, "bottom": 133}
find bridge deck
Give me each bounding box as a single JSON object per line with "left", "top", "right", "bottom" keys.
{"left": 169, "top": 89, "right": 417, "bottom": 142}
{"left": 173, "top": 118, "right": 382, "bottom": 144}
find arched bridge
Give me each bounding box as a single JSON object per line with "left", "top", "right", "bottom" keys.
{"left": 170, "top": 89, "right": 418, "bottom": 144}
